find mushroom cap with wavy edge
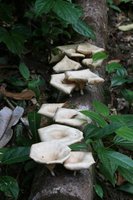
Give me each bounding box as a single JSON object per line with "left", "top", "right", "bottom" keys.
{"left": 30, "top": 141, "right": 71, "bottom": 164}
{"left": 64, "top": 151, "right": 95, "bottom": 170}
{"left": 50, "top": 73, "right": 76, "bottom": 94}
{"left": 38, "top": 103, "right": 65, "bottom": 118}
{"left": 54, "top": 108, "right": 91, "bottom": 127}
{"left": 53, "top": 55, "right": 82, "bottom": 73}
{"left": 82, "top": 58, "right": 104, "bottom": 68}
{"left": 64, "top": 49, "right": 85, "bottom": 58}
{"left": 77, "top": 42, "right": 104, "bottom": 55}
{"left": 38, "top": 124, "right": 83, "bottom": 145}
{"left": 65, "top": 69, "right": 104, "bottom": 84}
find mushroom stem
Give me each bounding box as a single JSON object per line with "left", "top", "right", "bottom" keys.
{"left": 47, "top": 164, "right": 56, "bottom": 176}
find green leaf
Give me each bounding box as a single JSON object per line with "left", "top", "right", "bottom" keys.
{"left": 92, "top": 51, "right": 108, "bottom": 62}
{"left": 69, "top": 143, "right": 88, "bottom": 151}
{"left": 109, "top": 114, "right": 133, "bottom": 128}
{"left": 111, "top": 76, "right": 127, "bottom": 87}
{"left": 19, "top": 63, "right": 30, "bottom": 81}
{"left": 106, "top": 62, "right": 122, "bottom": 73}
{"left": 113, "top": 136, "right": 133, "bottom": 151}
{"left": 116, "top": 67, "right": 127, "bottom": 77}
{"left": 119, "top": 167, "right": 133, "bottom": 184}
{"left": 53, "top": 0, "right": 82, "bottom": 25}
{"left": 0, "top": 147, "right": 30, "bottom": 164}
{"left": 81, "top": 110, "right": 107, "bottom": 127}
{"left": 93, "top": 101, "right": 109, "bottom": 117}
{"left": 122, "top": 89, "right": 133, "bottom": 103}
{"left": 94, "top": 184, "right": 104, "bottom": 199}
{"left": 28, "top": 111, "right": 41, "bottom": 142}
{"left": 118, "top": 183, "right": 133, "bottom": 194}
{"left": 83, "top": 124, "right": 101, "bottom": 140}
{"left": 116, "top": 126, "right": 133, "bottom": 141}
{"left": 0, "top": 176, "right": 19, "bottom": 199}
{"left": 35, "top": 0, "right": 55, "bottom": 15}
{"left": 72, "top": 19, "right": 95, "bottom": 39}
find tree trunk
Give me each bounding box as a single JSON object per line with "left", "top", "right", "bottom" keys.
{"left": 29, "top": 1, "right": 108, "bottom": 200}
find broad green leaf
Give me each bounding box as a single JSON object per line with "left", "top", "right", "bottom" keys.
{"left": 83, "top": 124, "right": 101, "bottom": 140}
{"left": 111, "top": 76, "right": 127, "bottom": 87}
{"left": 119, "top": 167, "right": 133, "bottom": 184}
{"left": 72, "top": 19, "right": 95, "bottom": 39}
{"left": 113, "top": 136, "right": 133, "bottom": 151}
{"left": 28, "top": 111, "right": 41, "bottom": 142}
{"left": 35, "top": 0, "right": 55, "bottom": 15}
{"left": 8, "top": 77, "right": 26, "bottom": 87}
{"left": 109, "top": 114, "right": 133, "bottom": 128}
{"left": 0, "top": 147, "right": 30, "bottom": 164}
{"left": 19, "top": 63, "right": 30, "bottom": 81}
{"left": 93, "top": 101, "right": 109, "bottom": 117}
{"left": 118, "top": 183, "right": 133, "bottom": 195}
{"left": 92, "top": 51, "right": 108, "bottom": 62}
{"left": 69, "top": 143, "right": 88, "bottom": 151}
{"left": 101, "top": 149, "right": 133, "bottom": 170}
{"left": 116, "top": 67, "right": 127, "bottom": 77}
{"left": 116, "top": 126, "right": 133, "bottom": 141}
{"left": 106, "top": 62, "right": 122, "bottom": 73}
{"left": 53, "top": 0, "right": 82, "bottom": 25}
{"left": 81, "top": 110, "right": 107, "bottom": 127}
{"left": 94, "top": 184, "right": 103, "bottom": 199}
{"left": 0, "top": 176, "right": 19, "bottom": 199}
{"left": 122, "top": 89, "right": 133, "bottom": 103}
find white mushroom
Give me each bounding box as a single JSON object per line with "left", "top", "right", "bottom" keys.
{"left": 57, "top": 44, "right": 78, "bottom": 53}
{"left": 50, "top": 73, "right": 76, "bottom": 94}
{"left": 38, "top": 124, "right": 83, "bottom": 145}
{"left": 64, "top": 49, "right": 85, "bottom": 58}
{"left": 53, "top": 55, "right": 82, "bottom": 73}
{"left": 38, "top": 103, "right": 65, "bottom": 118}
{"left": 65, "top": 69, "right": 104, "bottom": 84}
{"left": 82, "top": 58, "right": 104, "bottom": 68}
{"left": 76, "top": 42, "right": 104, "bottom": 56}
{"left": 30, "top": 141, "right": 71, "bottom": 164}
{"left": 64, "top": 151, "right": 95, "bottom": 170}
{"left": 54, "top": 108, "right": 91, "bottom": 127}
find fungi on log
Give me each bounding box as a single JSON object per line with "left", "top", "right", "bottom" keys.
{"left": 29, "top": 0, "right": 108, "bottom": 200}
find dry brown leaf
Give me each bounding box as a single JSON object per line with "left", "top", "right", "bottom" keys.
{"left": 116, "top": 172, "right": 126, "bottom": 186}
{"left": 0, "top": 86, "right": 35, "bottom": 100}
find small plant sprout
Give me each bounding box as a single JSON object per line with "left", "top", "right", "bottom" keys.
{"left": 64, "top": 151, "right": 95, "bottom": 171}
{"left": 30, "top": 141, "right": 71, "bottom": 176}
{"left": 53, "top": 55, "right": 82, "bottom": 73}
{"left": 50, "top": 73, "right": 76, "bottom": 94}
{"left": 38, "top": 103, "right": 65, "bottom": 118}
{"left": 38, "top": 124, "right": 83, "bottom": 145}
{"left": 54, "top": 108, "right": 91, "bottom": 127}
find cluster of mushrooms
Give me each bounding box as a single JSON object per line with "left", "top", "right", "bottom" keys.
{"left": 30, "top": 42, "right": 105, "bottom": 176}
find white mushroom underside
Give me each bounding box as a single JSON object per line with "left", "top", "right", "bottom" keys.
{"left": 30, "top": 141, "right": 71, "bottom": 164}
{"left": 65, "top": 69, "right": 104, "bottom": 84}
{"left": 53, "top": 55, "right": 82, "bottom": 73}
{"left": 50, "top": 73, "right": 76, "bottom": 94}
{"left": 64, "top": 151, "right": 95, "bottom": 170}
{"left": 76, "top": 42, "right": 104, "bottom": 55}
{"left": 82, "top": 58, "right": 103, "bottom": 68}
{"left": 38, "top": 103, "right": 65, "bottom": 118}
{"left": 54, "top": 108, "right": 91, "bottom": 127}
{"left": 38, "top": 124, "right": 83, "bottom": 145}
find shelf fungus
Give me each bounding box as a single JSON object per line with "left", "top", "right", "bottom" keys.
{"left": 38, "top": 103, "right": 65, "bottom": 118}
{"left": 76, "top": 42, "right": 104, "bottom": 56}
{"left": 50, "top": 73, "right": 76, "bottom": 94}
{"left": 54, "top": 108, "right": 91, "bottom": 127}
{"left": 30, "top": 141, "right": 71, "bottom": 176}
{"left": 65, "top": 69, "right": 104, "bottom": 84}
{"left": 82, "top": 58, "right": 104, "bottom": 68}
{"left": 64, "top": 151, "right": 95, "bottom": 171}
{"left": 38, "top": 124, "right": 83, "bottom": 145}
{"left": 53, "top": 55, "right": 82, "bottom": 73}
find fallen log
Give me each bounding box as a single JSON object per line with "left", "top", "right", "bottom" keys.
{"left": 29, "top": 1, "right": 108, "bottom": 200}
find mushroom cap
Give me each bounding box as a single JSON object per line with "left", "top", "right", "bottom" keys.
{"left": 82, "top": 58, "right": 103, "bottom": 68}
{"left": 30, "top": 141, "right": 71, "bottom": 164}
{"left": 53, "top": 55, "right": 82, "bottom": 73}
{"left": 76, "top": 42, "right": 104, "bottom": 55}
{"left": 38, "top": 103, "right": 65, "bottom": 118}
{"left": 65, "top": 69, "right": 104, "bottom": 84}
{"left": 64, "top": 49, "right": 85, "bottom": 58}
{"left": 54, "top": 108, "right": 91, "bottom": 127}
{"left": 50, "top": 73, "right": 76, "bottom": 94}
{"left": 38, "top": 124, "right": 83, "bottom": 145}
{"left": 64, "top": 151, "right": 95, "bottom": 170}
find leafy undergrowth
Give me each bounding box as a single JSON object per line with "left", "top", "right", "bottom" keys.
{"left": 0, "top": 0, "right": 133, "bottom": 200}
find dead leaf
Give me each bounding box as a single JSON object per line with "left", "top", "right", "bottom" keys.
{"left": 117, "top": 172, "right": 126, "bottom": 186}
{"left": 0, "top": 86, "right": 35, "bottom": 100}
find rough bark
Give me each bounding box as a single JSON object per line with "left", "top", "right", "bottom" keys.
{"left": 29, "top": 1, "right": 108, "bottom": 200}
